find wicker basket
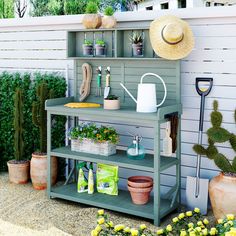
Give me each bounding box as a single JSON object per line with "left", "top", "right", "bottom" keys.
{"left": 71, "top": 138, "right": 116, "bottom": 156}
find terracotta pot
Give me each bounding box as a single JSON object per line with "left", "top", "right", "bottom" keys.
{"left": 209, "top": 172, "right": 236, "bottom": 219}
{"left": 103, "top": 99, "right": 120, "bottom": 110}
{"left": 128, "top": 176, "right": 153, "bottom": 188}
{"left": 82, "top": 14, "right": 102, "bottom": 29}
{"left": 132, "top": 43, "right": 143, "bottom": 56}
{"left": 30, "top": 153, "right": 57, "bottom": 190}
{"left": 7, "top": 160, "right": 30, "bottom": 184}
{"left": 128, "top": 185, "right": 153, "bottom": 205}
{"left": 102, "top": 15, "right": 117, "bottom": 29}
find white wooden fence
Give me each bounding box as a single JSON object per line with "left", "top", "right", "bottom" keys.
{"left": 0, "top": 6, "right": 235, "bottom": 203}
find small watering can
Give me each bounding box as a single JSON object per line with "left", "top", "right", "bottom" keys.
{"left": 120, "top": 73, "right": 167, "bottom": 113}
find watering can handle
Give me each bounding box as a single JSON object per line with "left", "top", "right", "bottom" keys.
{"left": 140, "top": 73, "right": 167, "bottom": 108}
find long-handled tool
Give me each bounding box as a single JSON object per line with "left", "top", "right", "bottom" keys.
{"left": 186, "top": 77, "right": 213, "bottom": 215}
{"left": 104, "top": 66, "right": 111, "bottom": 98}
{"left": 96, "top": 66, "right": 102, "bottom": 97}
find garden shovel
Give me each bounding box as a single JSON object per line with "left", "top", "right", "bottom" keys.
{"left": 186, "top": 77, "right": 213, "bottom": 215}
{"left": 104, "top": 66, "right": 111, "bottom": 98}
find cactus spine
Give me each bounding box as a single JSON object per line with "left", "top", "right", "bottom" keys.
{"left": 14, "top": 88, "right": 24, "bottom": 161}
{"left": 193, "top": 100, "right": 236, "bottom": 174}
{"left": 32, "top": 82, "right": 54, "bottom": 153}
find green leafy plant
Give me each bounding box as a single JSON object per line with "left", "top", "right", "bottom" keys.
{"left": 105, "top": 95, "right": 118, "bottom": 100}
{"left": 84, "top": 39, "right": 93, "bottom": 46}
{"left": 85, "top": 1, "right": 98, "bottom": 14}
{"left": 96, "top": 39, "right": 105, "bottom": 46}
{"left": 193, "top": 100, "right": 236, "bottom": 174}
{"left": 104, "top": 6, "right": 114, "bottom": 16}
{"left": 216, "top": 214, "right": 236, "bottom": 235}
{"left": 130, "top": 32, "right": 143, "bottom": 45}
{"left": 64, "top": 0, "right": 87, "bottom": 15}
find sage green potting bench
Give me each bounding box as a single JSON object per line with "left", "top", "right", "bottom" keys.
{"left": 46, "top": 27, "right": 182, "bottom": 226}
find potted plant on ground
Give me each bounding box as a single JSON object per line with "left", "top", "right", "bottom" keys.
{"left": 104, "top": 95, "right": 120, "bottom": 110}
{"left": 130, "top": 32, "right": 143, "bottom": 56}
{"left": 95, "top": 39, "right": 106, "bottom": 56}
{"left": 30, "top": 82, "right": 57, "bottom": 190}
{"left": 83, "top": 39, "right": 93, "bottom": 56}
{"left": 102, "top": 6, "right": 117, "bottom": 29}
{"left": 82, "top": 2, "right": 102, "bottom": 29}
{"left": 193, "top": 100, "right": 236, "bottom": 219}
{"left": 7, "top": 88, "right": 30, "bottom": 184}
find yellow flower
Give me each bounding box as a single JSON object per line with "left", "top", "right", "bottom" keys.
{"left": 97, "top": 209, "right": 104, "bottom": 215}
{"left": 210, "top": 227, "right": 217, "bottom": 235}
{"left": 197, "top": 221, "right": 203, "bottom": 226}
{"left": 203, "top": 218, "right": 209, "bottom": 225}
{"left": 218, "top": 219, "right": 223, "bottom": 224}
{"left": 131, "top": 228, "right": 139, "bottom": 236}
{"left": 114, "top": 224, "right": 125, "bottom": 232}
{"left": 91, "top": 230, "right": 98, "bottom": 236}
{"left": 227, "top": 214, "right": 235, "bottom": 221}
{"left": 196, "top": 227, "right": 201, "bottom": 232}
{"left": 179, "top": 213, "right": 185, "bottom": 219}
{"left": 194, "top": 207, "right": 200, "bottom": 213}
{"left": 186, "top": 211, "right": 193, "bottom": 217}
{"left": 95, "top": 225, "right": 102, "bottom": 233}
{"left": 228, "top": 221, "right": 234, "bottom": 226}
{"left": 180, "top": 230, "right": 187, "bottom": 236}
{"left": 106, "top": 221, "right": 113, "bottom": 228}
{"left": 166, "top": 224, "right": 172, "bottom": 232}
{"left": 140, "top": 224, "right": 147, "bottom": 230}
{"left": 124, "top": 227, "right": 131, "bottom": 233}
{"left": 97, "top": 217, "right": 105, "bottom": 225}
{"left": 172, "top": 217, "right": 179, "bottom": 223}
{"left": 188, "top": 223, "right": 194, "bottom": 228}
{"left": 189, "top": 232, "right": 196, "bottom": 236}
{"left": 156, "top": 229, "right": 164, "bottom": 235}
{"left": 202, "top": 228, "right": 208, "bottom": 235}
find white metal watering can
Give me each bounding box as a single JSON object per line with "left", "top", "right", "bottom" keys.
{"left": 120, "top": 73, "right": 167, "bottom": 113}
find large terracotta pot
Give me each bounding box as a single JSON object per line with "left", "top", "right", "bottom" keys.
{"left": 82, "top": 14, "right": 102, "bottom": 29}
{"left": 128, "top": 185, "right": 153, "bottom": 205}
{"left": 7, "top": 160, "right": 30, "bottom": 184}
{"left": 209, "top": 172, "right": 236, "bottom": 219}
{"left": 102, "top": 15, "right": 117, "bottom": 29}
{"left": 30, "top": 153, "right": 57, "bottom": 190}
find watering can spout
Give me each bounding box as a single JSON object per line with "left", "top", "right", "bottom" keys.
{"left": 120, "top": 83, "right": 137, "bottom": 103}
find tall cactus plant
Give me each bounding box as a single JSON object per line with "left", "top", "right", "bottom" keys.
{"left": 32, "top": 82, "right": 54, "bottom": 153}
{"left": 14, "top": 88, "right": 24, "bottom": 161}
{"left": 193, "top": 100, "right": 236, "bottom": 174}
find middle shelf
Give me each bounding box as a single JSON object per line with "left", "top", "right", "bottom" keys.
{"left": 51, "top": 146, "right": 179, "bottom": 173}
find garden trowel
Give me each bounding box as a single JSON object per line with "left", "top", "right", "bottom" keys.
{"left": 104, "top": 66, "right": 111, "bottom": 98}
{"left": 186, "top": 77, "right": 213, "bottom": 215}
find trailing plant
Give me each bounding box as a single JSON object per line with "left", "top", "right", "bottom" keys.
{"left": 193, "top": 100, "right": 236, "bottom": 174}
{"left": 85, "top": 2, "right": 99, "bottom": 14}
{"left": 96, "top": 39, "right": 105, "bottom": 46}
{"left": 84, "top": 39, "right": 93, "bottom": 46}
{"left": 104, "top": 6, "right": 114, "bottom": 16}
{"left": 105, "top": 95, "right": 118, "bottom": 100}
{"left": 130, "top": 32, "right": 143, "bottom": 45}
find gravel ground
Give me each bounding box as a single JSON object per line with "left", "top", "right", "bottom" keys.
{"left": 0, "top": 172, "right": 215, "bottom": 236}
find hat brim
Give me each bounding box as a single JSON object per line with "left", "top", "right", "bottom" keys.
{"left": 149, "top": 15, "right": 194, "bottom": 60}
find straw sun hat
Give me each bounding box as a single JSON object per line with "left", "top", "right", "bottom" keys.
{"left": 149, "top": 15, "right": 194, "bottom": 60}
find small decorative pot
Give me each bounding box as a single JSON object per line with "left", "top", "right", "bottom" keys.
{"left": 104, "top": 99, "right": 120, "bottom": 110}
{"left": 7, "top": 160, "right": 30, "bottom": 184}
{"left": 102, "top": 15, "right": 117, "bottom": 29}
{"left": 82, "top": 14, "right": 102, "bottom": 29}
{"left": 128, "top": 185, "right": 153, "bottom": 205}
{"left": 209, "top": 172, "right": 236, "bottom": 219}
{"left": 128, "top": 176, "right": 153, "bottom": 188}
{"left": 132, "top": 43, "right": 143, "bottom": 56}
{"left": 83, "top": 44, "right": 93, "bottom": 56}
{"left": 95, "top": 45, "right": 106, "bottom": 56}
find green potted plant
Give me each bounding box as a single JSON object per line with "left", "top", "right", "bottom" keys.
{"left": 104, "top": 95, "right": 120, "bottom": 110}
{"left": 102, "top": 6, "right": 117, "bottom": 29}
{"left": 82, "top": 2, "right": 102, "bottom": 29}
{"left": 83, "top": 39, "right": 93, "bottom": 56}
{"left": 7, "top": 88, "right": 30, "bottom": 184}
{"left": 31, "top": 82, "right": 57, "bottom": 190}
{"left": 130, "top": 32, "right": 143, "bottom": 56}
{"left": 193, "top": 100, "right": 236, "bottom": 219}
{"left": 95, "top": 39, "right": 106, "bottom": 56}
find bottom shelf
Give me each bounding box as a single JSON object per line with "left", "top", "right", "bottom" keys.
{"left": 50, "top": 183, "right": 178, "bottom": 220}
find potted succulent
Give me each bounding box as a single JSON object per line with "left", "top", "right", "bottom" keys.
{"left": 30, "top": 82, "right": 57, "bottom": 190}
{"left": 83, "top": 39, "right": 93, "bottom": 56}
{"left": 95, "top": 39, "right": 106, "bottom": 56}
{"left": 104, "top": 95, "right": 120, "bottom": 110}
{"left": 7, "top": 88, "right": 30, "bottom": 184}
{"left": 102, "top": 6, "right": 117, "bottom": 29}
{"left": 193, "top": 100, "right": 236, "bottom": 219}
{"left": 130, "top": 32, "right": 143, "bottom": 56}
{"left": 82, "top": 2, "right": 102, "bottom": 29}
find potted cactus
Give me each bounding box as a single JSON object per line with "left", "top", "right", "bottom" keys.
{"left": 102, "top": 6, "right": 117, "bottom": 29}
{"left": 83, "top": 39, "right": 93, "bottom": 56}
{"left": 95, "top": 39, "right": 106, "bottom": 56}
{"left": 193, "top": 100, "right": 236, "bottom": 219}
{"left": 82, "top": 2, "right": 102, "bottom": 29}
{"left": 130, "top": 32, "right": 143, "bottom": 56}
{"left": 7, "top": 88, "right": 30, "bottom": 184}
{"left": 104, "top": 95, "right": 120, "bottom": 110}
{"left": 30, "top": 82, "right": 57, "bottom": 190}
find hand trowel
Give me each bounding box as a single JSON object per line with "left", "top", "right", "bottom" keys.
{"left": 104, "top": 66, "right": 111, "bottom": 98}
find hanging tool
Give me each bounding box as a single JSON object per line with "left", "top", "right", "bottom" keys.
{"left": 104, "top": 66, "right": 111, "bottom": 98}
{"left": 186, "top": 77, "right": 213, "bottom": 215}
{"left": 96, "top": 66, "right": 102, "bottom": 97}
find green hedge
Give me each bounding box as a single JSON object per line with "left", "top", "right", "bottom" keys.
{"left": 0, "top": 72, "right": 67, "bottom": 171}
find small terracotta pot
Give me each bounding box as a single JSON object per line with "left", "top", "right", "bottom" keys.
{"left": 128, "top": 176, "right": 153, "bottom": 188}
{"left": 102, "top": 15, "right": 117, "bottom": 29}
{"left": 209, "top": 172, "right": 236, "bottom": 219}
{"left": 30, "top": 153, "right": 57, "bottom": 190}
{"left": 104, "top": 99, "right": 120, "bottom": 110}
{"left": 82, "top": 14, "right": 102, "bottom": 29}
{"left": 7, "top": 160, "right": 30, "bottom": 184}
{"left": 128, "top": 185, "right": 153, "bottom": 205}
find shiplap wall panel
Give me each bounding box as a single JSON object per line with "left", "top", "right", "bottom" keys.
{"left": 0, "top": 9, "right": 236, "bottom": 205}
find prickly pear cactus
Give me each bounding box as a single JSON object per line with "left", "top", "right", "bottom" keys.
{"left": 193, "top": 100, "right": 236, "bottom": 174}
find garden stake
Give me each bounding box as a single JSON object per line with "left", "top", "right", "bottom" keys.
{"left": 96, "top": 66, "right": 102, "bottom": 97}
{"left": 186, "top": 77, "right": 213, "bottom": 215}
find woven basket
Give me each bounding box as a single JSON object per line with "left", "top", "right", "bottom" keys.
{"left": 71, "top": 138, "right": 116, "bottom": 156}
